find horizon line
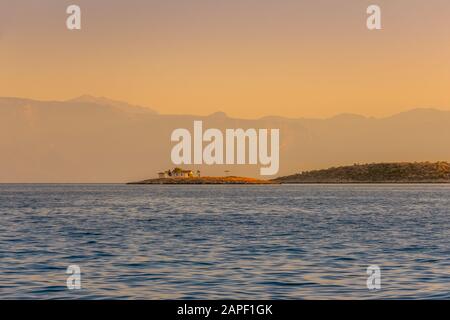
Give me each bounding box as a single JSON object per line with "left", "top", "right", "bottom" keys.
{"left": 1, "top": 94, "right": 449, "bottom": 121}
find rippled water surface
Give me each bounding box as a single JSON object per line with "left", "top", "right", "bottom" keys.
{"left": 0, "top": 184, "right": 449, "bottom": 299}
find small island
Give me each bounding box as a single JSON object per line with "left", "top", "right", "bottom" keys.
{"left": 128, "top": 167, "right": 278, "bottom": 185}
{"left": 128, "top": 176, "right": 278, "bottom": 185}
{"left": 274, "top": 162, "right": 450, "bottom": 184}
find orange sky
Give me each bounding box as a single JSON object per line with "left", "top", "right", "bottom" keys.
{"left": 1, "top": 0, "right": 450, "bottom": 118}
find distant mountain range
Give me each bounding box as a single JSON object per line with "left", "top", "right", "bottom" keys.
{"left": 1, "top": 96, "right": 450, "bottom": 182}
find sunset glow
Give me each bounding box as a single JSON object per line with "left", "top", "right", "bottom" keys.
{"left": 1, "top": 0, "right": 450, "bottom": 118}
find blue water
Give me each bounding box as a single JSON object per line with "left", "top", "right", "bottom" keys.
{"left": 0, "top": 184, "right": 449, "bottom": 299}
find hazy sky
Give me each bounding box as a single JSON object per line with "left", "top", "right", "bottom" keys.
{"left": 1, "top": 0, "right": 450, "bottom": 118}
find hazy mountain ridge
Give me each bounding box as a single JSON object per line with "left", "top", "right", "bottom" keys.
{"left": 1, "top": 96, "right": 450, "bottom": 182}
{"left": 0, "top": 95, "right": 158, "bottom": 116}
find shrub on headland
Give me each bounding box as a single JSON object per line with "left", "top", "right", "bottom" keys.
{"left": 275, "top": 162, "right": 450, "bottom": 183}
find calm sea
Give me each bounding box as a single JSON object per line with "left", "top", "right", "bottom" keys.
{"left": 0, "top": 184, "right": 449, "bottom": 299}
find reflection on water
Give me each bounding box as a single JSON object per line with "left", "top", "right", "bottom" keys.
{"left": 0, "top": 184, "right": 449, "bottom": 299}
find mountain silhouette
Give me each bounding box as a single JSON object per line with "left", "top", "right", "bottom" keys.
{"left": 1, "top": 96, "right": 450, "bottom": 182}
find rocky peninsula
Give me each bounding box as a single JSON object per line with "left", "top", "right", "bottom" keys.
{"left": 274, "top": 162, "right": 450, "bottom": 184}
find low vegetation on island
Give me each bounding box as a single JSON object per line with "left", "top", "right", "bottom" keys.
{"left": 274, "top": 162, "right": 450, "bottom": 183}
